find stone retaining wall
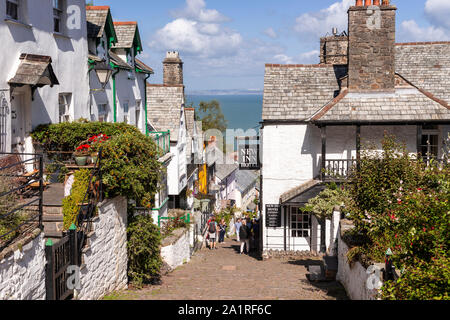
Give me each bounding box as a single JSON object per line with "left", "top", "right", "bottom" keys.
{"left": 0, "top": 229, "right": 46, "bottom": 300}
{"left": 75, "top": 196, "right": 128, "bottom": 300}
{"left": 161, "top": 227, "right": 192, "bottom": 272}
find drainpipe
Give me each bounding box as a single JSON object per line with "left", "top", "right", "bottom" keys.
{"left": 110, "top": 63, "right": 120, "bottom": 123}
{"left": 144, "top": 73, "right": 151, "bottom": 136}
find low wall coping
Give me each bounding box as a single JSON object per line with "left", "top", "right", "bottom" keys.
{"left": 161, "top": 228, "right": 188, "bottom": 247}
{"left": 0, "top": 228, "right": 42, "bottom": 262}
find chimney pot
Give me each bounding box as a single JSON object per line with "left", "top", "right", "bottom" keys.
{"left": 356, "top": 0, "right": 363, "bottom": 6}
{"left": 382, "top": 0, "right": 390, "bottom": 5}
{"left": 364, "top": 0, "right": 371, "bottom": 6}
{"left": 373, "top": 0, "right": 380, "bottom": 5}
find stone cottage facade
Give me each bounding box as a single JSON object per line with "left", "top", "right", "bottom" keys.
{"left": 260, "top": 0, "right": 450, "bottom": 254}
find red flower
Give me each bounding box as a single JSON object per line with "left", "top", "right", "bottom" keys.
{"left": 423, "top": 227, "right": 426, "bottom": 232}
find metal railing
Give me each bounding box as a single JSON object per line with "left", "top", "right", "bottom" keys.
{"left": 0, "top": 153, "right": 43, "bottom": 249}
{"left": 149, "top": 131, "right": 170, "bottom": 157}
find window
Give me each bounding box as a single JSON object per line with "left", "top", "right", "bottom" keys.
{"left": 98, "top": 104, "right": 107, "bottom": 122}
{"left": 135, "top": 100, "right": 141, "bottom": 128}
{"left": 59, "top": 93, "right": 71, "bottom": 123}
{"left": 290, "top": 207, "right": 311, "bottom": 238}
{"left": 53, "top": 0, "right": 63, "bottom": 33}
{"left": 420, "top": 125, "right": 439, "bottom": 162}
{"left": 123, "top": 101, "right": 129, "bottom": 124}
{"left": 6, "top": 0, "right": 19, "bottom": 20}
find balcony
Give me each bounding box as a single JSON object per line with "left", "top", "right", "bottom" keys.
{"left": 150, "top": 131, "right": 170, "bottom": 157}
{"left": 321, "top": 159, "right": 357, "bottom": 182}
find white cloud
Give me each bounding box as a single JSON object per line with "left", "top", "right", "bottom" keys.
{"left": 264, "top": 27, "right": 278, "bottom": 39}
{"left": 399, "top": 20, "right": 450, "bottom": 42}
{"left": 272, "top": 50, "right": 320, "bottom": 65}
{"left": 171, "top": 0, "right": 229, "bottom": 23}
{"left": 425, "top": 0, "right": 450, "bottom": 29}
{"left": 294, "top": 0, "right": 352, "bottom": 39}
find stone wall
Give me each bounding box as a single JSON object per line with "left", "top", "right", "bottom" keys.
{"left": 336, "top": 220, "right": 382, "bottom": 300}
{"left": 348, "top": 5, "right": 397, "bottom": 91}
{"left": 0, "top": 229, "right": 46, "bottom": 300}
{"left": 75, "top": 196, "right": 128, "bottom": 300}
{"left": 320, "top": 36, "right": 348, "bottom": 65}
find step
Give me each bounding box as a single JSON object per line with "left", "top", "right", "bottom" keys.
{"left": 43, "top": 206, "right": 63, "bottom": 215}
{"left": 44, "top": 230, "right": 64, "bottom": 239}
{"left": 43, "top": 214, "right": 64, "bottom": 222}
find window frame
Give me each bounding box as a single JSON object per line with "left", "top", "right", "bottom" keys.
{"left": 290, "top": 206, "right": 311, "bottom": 238}
{"left": 58, "top": 93, "right": 72, "bottom": 123}
{"left": 6, "top": 0, "right": 19, "bottom": 21}
{"left": 123, "top": 101, "right": 129, "bottom": 124}
{"left": 420, "top": 125, "right": 440, "bottom": 162}
{"left": 52, "top": 0, "right": 64, "bottom": 34}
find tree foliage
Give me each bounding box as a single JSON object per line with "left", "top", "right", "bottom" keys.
{"left": 196, "top": 100, "right": 228, "bottom": 133}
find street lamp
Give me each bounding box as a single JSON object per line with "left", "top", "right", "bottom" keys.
{"left": 94, "top": 61, "right": 113, "bottom": 89}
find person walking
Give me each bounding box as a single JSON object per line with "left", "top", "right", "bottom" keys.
{"left": 234, "top": 218, "right": 242, "bottom": 242}
{"left": 239, "top": 219, "right": 250, "bottom": 255}
{"left": 207, "top": 216, "right": 219, "bottom": 250}
{"left": 218, "top": 219, "right": 227, "bottom": 243}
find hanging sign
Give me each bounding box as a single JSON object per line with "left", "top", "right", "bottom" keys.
{"left": 238, "top": 136, "right": 260, "bottom": 170}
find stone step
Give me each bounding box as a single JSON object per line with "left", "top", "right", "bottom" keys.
{"left": 43, "top": 214, "right": 64, "bottom": 222}
{"left": 43, "top": 206, "right": 63, "bottom": 215}
{"left": 44, "top": 230, "right": 64, "bottom": 239}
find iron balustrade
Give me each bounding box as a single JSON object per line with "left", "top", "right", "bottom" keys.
{"left": 0, "top": 153, "right": 43, "bottom": 248}
{"left": 149, "top": 131, "right": 170, "bottom": 157}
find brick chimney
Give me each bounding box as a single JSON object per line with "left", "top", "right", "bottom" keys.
{"left": 163, "top": 51, "right": 183, "bottom": 85}
{"left": 348, "top": 0, "right": 396, "bottom": 91}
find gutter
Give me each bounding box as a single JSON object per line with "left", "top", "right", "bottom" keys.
{"left": 144, "top": 73, "right": 151, "bottom": 136}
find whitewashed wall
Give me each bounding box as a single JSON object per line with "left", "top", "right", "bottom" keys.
{"left": 161, "top": 227, "right": 191, "bottom": 272}
{"left": 0, "top": 230, "right": 45, "bottom": 300}
{"left": 76, "top": 196, "right": 128, "bottom": 300}
{"left": 0, "top": 0, "right": 90, "bottom": 151}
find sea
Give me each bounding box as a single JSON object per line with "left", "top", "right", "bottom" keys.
{"left": 185, "top": 95, "right": 263, "bottom": 134}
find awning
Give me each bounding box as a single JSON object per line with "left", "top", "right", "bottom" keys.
{"left": 8, "top": 54, "right": 59, "bottom": 89}
{"left": 280, "top": 180, "right": 325, "bottom": 205}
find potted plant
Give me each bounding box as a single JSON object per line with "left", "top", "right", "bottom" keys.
{"left": 88, "top": 134, "right": 110, "bottom": 164}
{"left": 74, "top": 144, "right": 91, "bottom": 166}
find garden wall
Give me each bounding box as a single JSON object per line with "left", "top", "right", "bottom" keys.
{"left": 0, "top": 229, "right": 46, "bottom": 300}
{"left": 336, "top": 219, "right": 382, "bottom": 300}
{"left": 161, "top": 227, "right": 192, "bottom": 272}
{"left": 75, "top": 196, "right": 128, "bottom": 300}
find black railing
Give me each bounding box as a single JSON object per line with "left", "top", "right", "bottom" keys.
{"left": 75, "top": 147, "right": 103, "bottom": 259}
{"left": 321, "top": 159, "right": 358, "bottom": 181}
{"left": 0, "top": 153, "right": 43, "bottom": 249}
{"left": 45, "top": 227, "right": 77, "bottom": 300}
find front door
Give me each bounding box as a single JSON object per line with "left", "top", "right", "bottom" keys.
{"left": 11, "top": 92, "right": 25, "bottom": 152}
{"left": 288, "top": 206, "right": 311, "bottom": 251}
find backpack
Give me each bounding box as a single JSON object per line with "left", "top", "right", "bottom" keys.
{"left": 209, "top": 222, "right": 216, "bottom": 233}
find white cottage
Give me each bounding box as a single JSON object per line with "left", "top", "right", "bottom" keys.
{"left": 147, "top": 52, "right": 188, "bottom": 210}
{"left": 0, "top": 0, "right": 89, "bottom": 154}
{"left": 260, "top": 1, "right": 450, "bottom": 254}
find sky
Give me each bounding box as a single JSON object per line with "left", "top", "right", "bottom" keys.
{"left": 91, "top": 0, "right": 450, "bottom": 91}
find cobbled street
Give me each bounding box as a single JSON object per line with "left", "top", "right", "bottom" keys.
{"left": 106, "top": 238, "right": 348, "bottom": 300}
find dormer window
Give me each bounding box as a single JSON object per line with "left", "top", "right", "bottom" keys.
{"left": 6, "top": 0, "right": 19, "bottom": 20}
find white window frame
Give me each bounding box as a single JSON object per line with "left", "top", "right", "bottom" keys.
{"left": 421, "top": 125, "right": 440, "bottom": 162}
{"left": 98, "top": 103, "right": 108, "bottom": 122}
{"left": 135, "top": 99, "right": 141, "bottom": 128}
{"left": 123, "top": 101, "right": 129, "bottom": 124}
{"left": 6, "top": 0, "right": 19, "bottom": 20}
{"left": 290, "top": 207, "right": 311, "bottom": 239}
{"left": 59, "top": 93, "right": 72, "bottom": 123}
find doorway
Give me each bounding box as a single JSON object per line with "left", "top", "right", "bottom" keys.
{"left": 288, "top": 206, "right": 311, "bottom": 251}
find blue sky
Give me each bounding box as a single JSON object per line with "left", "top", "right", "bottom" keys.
{"left": 91, "top": 0, "right": 450, "bottom": 91}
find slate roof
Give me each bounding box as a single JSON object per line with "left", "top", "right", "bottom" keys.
{"left": 395, "top": 42, "right": 450, "bottom": 105}
{"left": 86, "top": 6, "right": 110, "bottom": 39}
{"left": 111, "top": 22, "right": 137, "bottom": 49}
{"left": 262, "top": 64, "right": 347, "bottom": 121}
{"left": 146, "top": 84, "right": 185, "bottom": 142}
{"left": 236, "top": 170, "right": 258, "bottom": 194}
{"left": 216, "top": 164, "right": 238, "bottom": 181}
{"left": 108, "top": 50, "right": 132, "bottom": 70}
{"left": 8, "top": 54, "right": 59, "bottom": 87}
{"left": 135, "top": 58, "right": 154, "bottom": 74}
{"left": 311, "top": 87, "right": 450, "bottom": 123}
{"left": 263, "top": 42, "right": 450, "bottom": 123}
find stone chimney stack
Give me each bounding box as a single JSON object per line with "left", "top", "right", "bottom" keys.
{"left": 348, "top": 0, "right": 396, "bottom": 91}
{"left": 163, "top": 51, "right": 183, "bottom": 86}
{"left": 320, "top": 28, "right": 348, "bottom": 65}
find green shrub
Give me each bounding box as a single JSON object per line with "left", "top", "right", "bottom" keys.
{"left": 160, "top": 209, "right": 190, "bottom": 238}
{"left": 31, "top": 120, "right": 140, "bottom": 152}
{"left": 62, "top": 169, "right": 91, "bottom": 230}
{"left": 127, "top": 215, "right": 162, "bottom": 286}
{"left": 100, "top": 131, "right": 162, "bottom": 207}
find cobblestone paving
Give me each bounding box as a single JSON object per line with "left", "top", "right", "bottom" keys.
{"left": 109, "top": 238, "right": 348, "bottom": 300}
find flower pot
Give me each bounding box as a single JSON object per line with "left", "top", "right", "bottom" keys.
{"left": 90, "top": 156, "right": 98, "bottom": 164}
{"left": 75, "top": 156, "right": 88, "bottom": 166}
